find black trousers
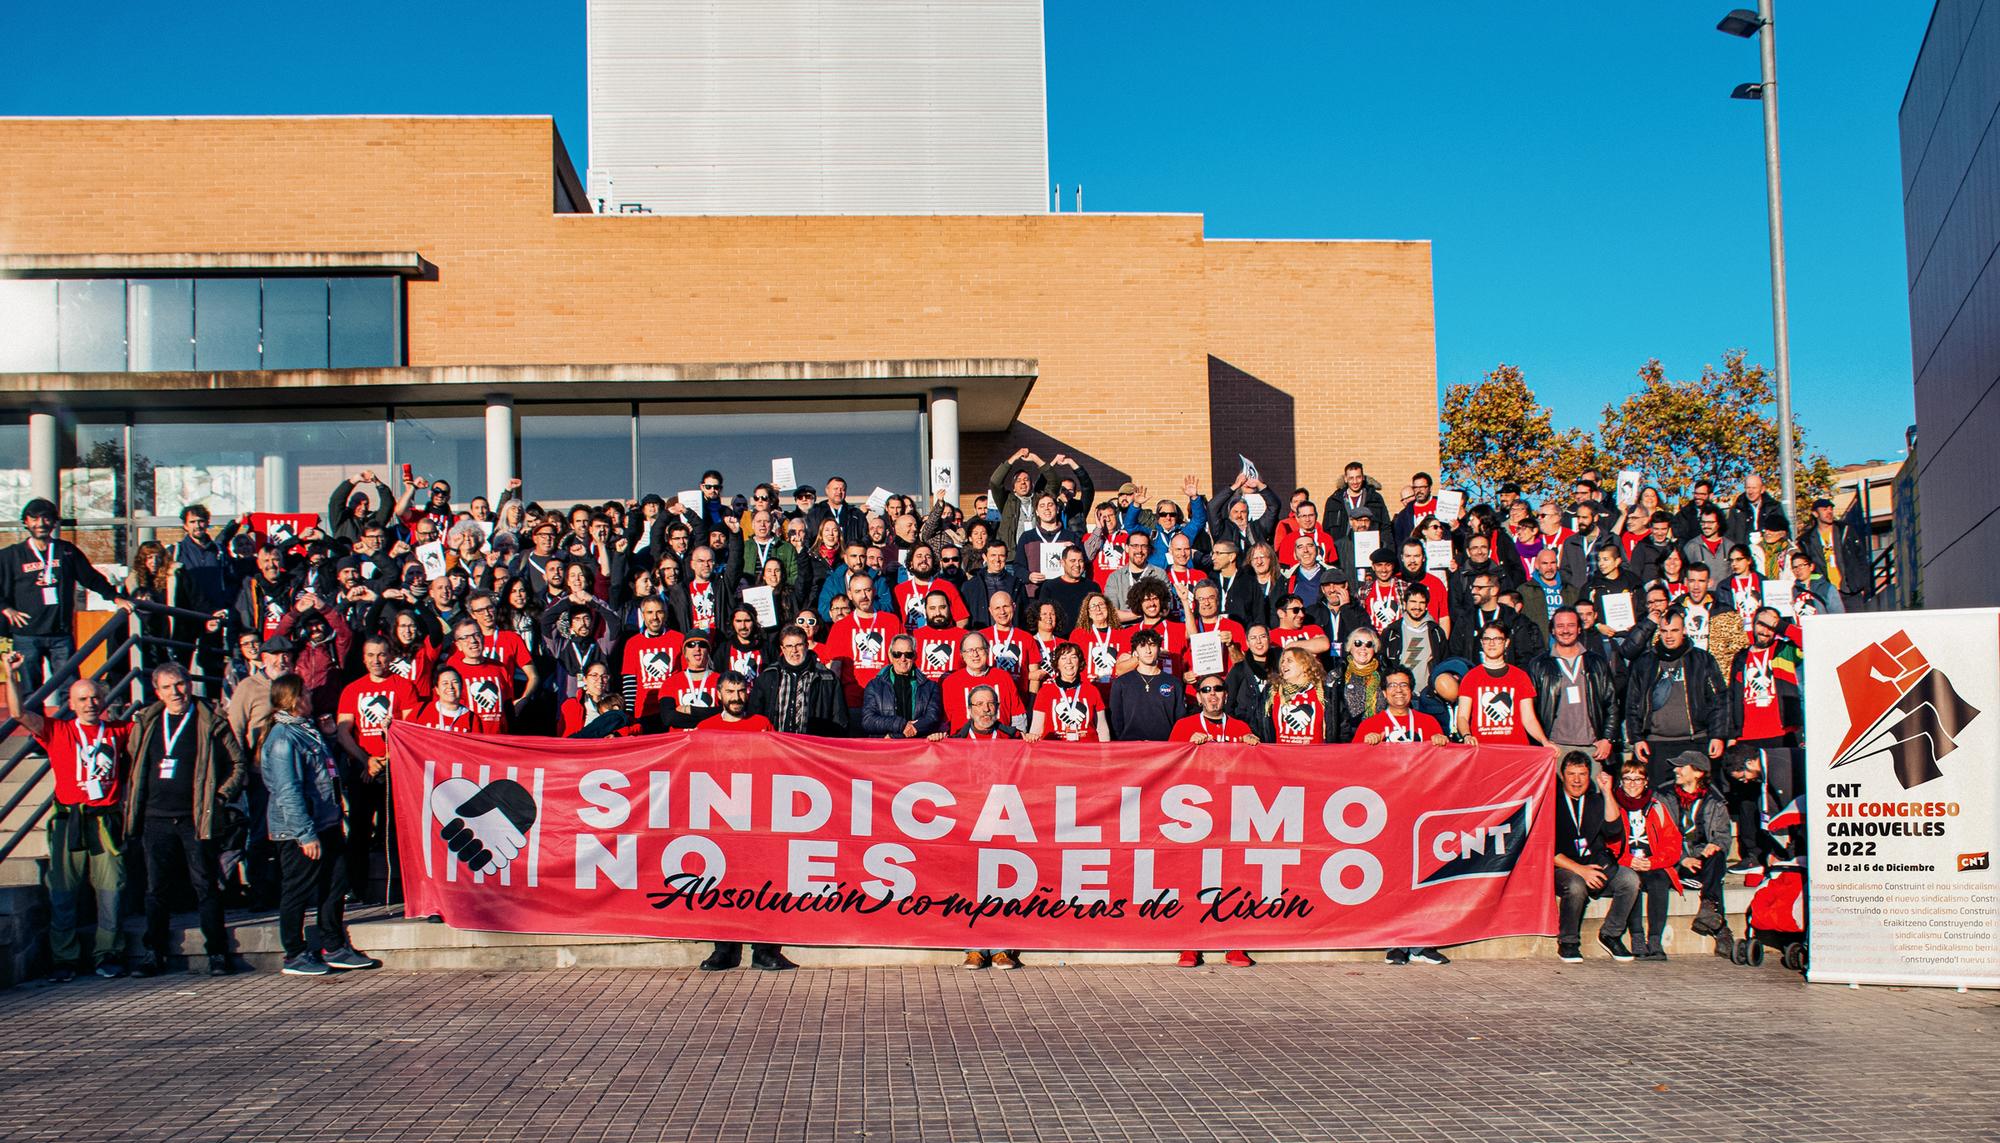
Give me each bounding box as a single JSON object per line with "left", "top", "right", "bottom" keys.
{"left": 708, "top": 942, "right": 782, "bottom": 962}
{"left": 1628, "top": 869, "right": 1674, "bottom": 951}
{"left": 1728, "top": 735, "right": 1792, "bottom": 864}
{"left": 345, "top": 777, "right": 386, "bottom": 902}
{"left": 278, "top": 826, "right": 350, "bottom": 959}
{"left": 142, "top": 815, "right": 228, "bottom": 958}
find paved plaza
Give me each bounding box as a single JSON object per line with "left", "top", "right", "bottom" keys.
{"left": 0, "top": 958, "right": 1995, "bottom": 1142}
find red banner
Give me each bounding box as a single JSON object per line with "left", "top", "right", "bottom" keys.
{"left": 389, "top": 724, "right": 1557, "bottom": 950}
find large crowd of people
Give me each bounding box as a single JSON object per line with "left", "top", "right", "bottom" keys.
{"left": 1, "top": 449, "right": 1859, "bottom": 977}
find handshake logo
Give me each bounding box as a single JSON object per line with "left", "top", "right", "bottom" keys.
{"left": 430, "top": 777, "right": 539, "bottom": 875}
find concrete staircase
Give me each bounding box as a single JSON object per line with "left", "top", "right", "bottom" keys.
{"left": 0, "top": 749, "right": 54, "bottom": 988}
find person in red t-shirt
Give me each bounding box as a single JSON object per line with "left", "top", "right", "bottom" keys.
{"left": 466, "top": 589, "right": 539, "bottom": 719}
{"left": 1353, "top": 666, "right": 1448, "bottom": 745}
{"left": 1268, "top": 593, "right": 1332, "bottom": 656}
{"left": 1170, "top": 674, "right": 1259, "bottom": 743}
{"left": 621, "top": 598, "right": 684, "bottom": 720}
{"left": 980, "top": 591, "right": 1036, "bottom": 690}
{"left": 695, "top": 672, "right": 775, "bottom": 733}
{"left": 892, "top": 547, "right": 969, "bottom": 630}
{"left": 333, "top": 635, "right": 422, "bottom": 904}
{"left": 415, "top": 665, "right": 486, "bottom": 735}
{"left": 942, "top": 632, "right": 1029, "bottom": 733}
{"left": 1457, "top": 623, "right": 1548, "bottom": 747}
{"left": 443, "top": 620, "right": 513, "bottom": 734}
{"left": 662, "top": 635, "right": 723, "bottom": 725}
{"left": 911, "top": 591, "right": 964, "bottom": 682}
{"left": 1272, "top": 501, "right": 1335, "bottom": 569}
{"left": 824, "top": 573, "right": 906, "bottom": 710}
{"left": 4, "top": 655, "right": 132, "bottom": 978}
{"left": 1026, "top": 643, "right": 1108, "bottom": 742}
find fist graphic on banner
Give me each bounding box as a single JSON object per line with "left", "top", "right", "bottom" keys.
{"left": 430, "top": 777, "right": 538, "bottom": 875}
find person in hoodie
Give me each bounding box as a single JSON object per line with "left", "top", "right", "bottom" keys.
{"left": 1415, "top": 657, "right": 1469, "bottom": 741}
{"left": 1661, "top": 749, "right": 1734, "bottom": 954}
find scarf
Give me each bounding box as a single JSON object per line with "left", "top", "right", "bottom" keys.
{"left": 1342, "top": 658, "right": 1382, "bottom": 718}
{"left": 1674, "top": 784, "right": 1704, "bottom": 809}
{"left": 1612, "top": 783, "right": 1653, "bottom": 813}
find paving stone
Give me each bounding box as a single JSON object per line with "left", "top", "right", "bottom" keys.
{"left": 0, "top": 960, "right": 1994, "bottom": 1142}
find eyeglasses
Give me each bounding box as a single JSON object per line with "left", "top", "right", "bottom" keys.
{"left": 1385, "top": 681, "right": 1411, "bottom": 690}
{"left": 1350, "top": 641, "right": 1377, "bottom": 650}
{"left": 1281, "top": 605, "right": 1304, "bottom": 613}
{"left": 702, "top": 483, "right": 721, "bottom": 492}
{"left": 1197, "top": 686, "right": 1227, "bottom": 694}
{"left": 889, "top": 650, "right": 915, "bottom": 660}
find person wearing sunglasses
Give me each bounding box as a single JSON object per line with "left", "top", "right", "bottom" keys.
{"left": 858, "top": 634, "right": 943, "bottom": 738}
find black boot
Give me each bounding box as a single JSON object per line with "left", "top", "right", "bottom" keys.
{"left": 699, "top": 942, "right": 742, "bottom": 971}
{"left": 750, "top": 945, "right": 796, "bottom": 971}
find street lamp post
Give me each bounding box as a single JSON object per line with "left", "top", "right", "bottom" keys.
{"left": 1720, "top": 1, "right": 1796, "bottom": 518}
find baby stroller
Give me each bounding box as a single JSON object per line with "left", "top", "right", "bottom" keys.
{"left": 1731, "top": 745, "right": 1807, "bottom": 972}
{"left": 1731, "top": 861, "right": 1807, "bottom": 971}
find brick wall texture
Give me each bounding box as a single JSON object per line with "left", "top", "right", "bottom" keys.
{"left": 0, "top": 116, "right": 1437, "bottom": 501}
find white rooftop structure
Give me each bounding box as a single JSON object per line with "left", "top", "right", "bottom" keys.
{"left": 586, "top": 0, "right": 1049, "bottom": 215}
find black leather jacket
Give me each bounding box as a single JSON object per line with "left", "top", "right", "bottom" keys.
{"left": 1527, "top": 648, "right": 1622, "bottom": 747}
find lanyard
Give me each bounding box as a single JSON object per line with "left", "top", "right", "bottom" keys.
{"left": 28, "top": 538, "right": 55, "bottom": 585}
{"left": 1056, "top": 683, "right": 1087, "bottom": 712}
{"left": 1566, "top": 794, "right": 1588, "bottom": 854}
{"left": 1555, "top": 653, "right": 1583, "bottom": 687}
{"left": 160, "top": 709, "right": 191, "bottom": 757}
{"left": 80, "top": 721, "right": 109, "bottom": 761}
{"left": 1200, "top": 713, "right": 1229, "bottom": 736}
{"left": 1386, "top": 710, "right": 1416, "bottom": 739}
{"left": 755, "top": 539, "right": 775, "bottom": 565}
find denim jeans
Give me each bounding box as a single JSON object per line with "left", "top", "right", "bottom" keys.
{"left": 1554, "top": 864, "right": 1639, "bottom": 944}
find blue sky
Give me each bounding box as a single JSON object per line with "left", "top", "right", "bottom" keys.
{"left": 4, "top": 1, "right": 1931, "bottom": 465}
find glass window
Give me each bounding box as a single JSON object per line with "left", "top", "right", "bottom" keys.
{"left": 330, "top": 277, "right": 402, "bottom": 367}
{"left": 57, "top": 279, "right": 126, "bottom": 372}
{"left": 62, "top": 419, "right": 126, "bottom": 520}
{"left": 261, "top": 277, "right": 328, "bottom": 370}
{"left": 195, "top": 279, "right": 261, "bottom": 371}
{"left": 132, "top": 408, "right": 385, "bottom": 518}
{"left": 128, "top": 279, "right": 195, "bottom": 372}
{"left": 521, "top": 404, "right": 633, "bottom": 504}
{"left": 0, "top": 280, "right": 58, "bottom": 372}
{"left": 637, "top": 402, "right": 923, "bottom": 502}
{"left": 394, "top": 406, "right": 486, "bottom": 502}
{"left": 0, "top": 419, "right": 27, "bottom": 521}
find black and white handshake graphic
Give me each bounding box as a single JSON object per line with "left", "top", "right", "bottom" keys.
{"left": 430, "top": 778, "right": 539, "bottom": 875}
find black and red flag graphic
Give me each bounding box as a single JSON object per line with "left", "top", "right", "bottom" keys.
{"left": 1829, "top": 631, "right": 1982, "bottom": 789}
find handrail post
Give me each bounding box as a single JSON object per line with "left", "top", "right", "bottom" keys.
{"left": 127, "top": 605, "right": 145, "bottom": 707}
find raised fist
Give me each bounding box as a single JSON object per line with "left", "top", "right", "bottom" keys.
{"left": 430, "top": 777, "right": 538, "bottom": 876}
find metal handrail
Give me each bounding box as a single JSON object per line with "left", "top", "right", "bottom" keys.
{"left": 1, "top": 598, "right": 234, "bottom": 864}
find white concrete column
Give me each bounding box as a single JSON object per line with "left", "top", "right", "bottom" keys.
{"left": 485, "top": 394, "right": 516, "bottom": 504}
{"left": 929, "top": 387, "right": 960, "bottom": 505}
{"left": 27, "top": 411, "right": 58, "bottom": 508}
{"left": 259, "top": 454, "right": 291, "bottom": 514}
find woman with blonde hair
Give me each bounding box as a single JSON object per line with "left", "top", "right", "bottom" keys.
{"left": 1333, "top": 626, "right": 1388, "bottom": 742}
{"left": 1259, "top": 645, "right": 1339, "bottom": 746}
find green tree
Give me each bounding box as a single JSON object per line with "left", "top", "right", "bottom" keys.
{"left": 1440, "top": 364, "right": 1595, "bottom": 501}
{"left": 1596, "top": 350, "right": 1835, "bottom": 519}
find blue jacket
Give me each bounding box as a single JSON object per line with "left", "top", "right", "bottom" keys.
{"left": 263, "top": 716, "right": 343, "bottom": 843}
{"left": 817, "top": 567, "right": 892, "bottom": 619}
{"left": 859, "top": 669, "right": 946, "bottom": 738}
{"left": 1123, "top": 497, "right": 1210, "bottom": 568}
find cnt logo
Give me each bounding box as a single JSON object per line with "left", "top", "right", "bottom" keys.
{"left": 1411, "top": 799, "right": 1531, "bottom": 888}
{"left": 1829, "top": 631, "right": 1983, "bottom": 789}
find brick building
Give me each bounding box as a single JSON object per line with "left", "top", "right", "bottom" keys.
{"left": 0, "top": 115, "right": 1435, "bottom": 557}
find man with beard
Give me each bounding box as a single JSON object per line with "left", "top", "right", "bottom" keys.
{"left": 620, "top": 597, "right": 684, "bottom": 720}
{"left": 1451, "top": 569, "right": 1534, "bottom": 666}
{"left": 1721, "top": 606, "right": 1801, "bottom": 874}
{"left": 1628, "top": 511, "right": 1681, "bottom": 586}
{"left": 748, "top": 625, "right": 851, "bottom": 736}
{"left": 1529, "top": 609, "right": 1618, "bottom": 780}
{"left": 333, "top": 635, "right": 421, "bottom": 904}
{"left": 720, "top": 605, "right": 772, "bottom": 683}
{"left": 824, "top": 572, "right": 905, "bottom": 715}
{"left": 911, "top": 590, "right": 964, "bottom": 681}
{"left": 1625, "top": 609, "right": 1726, "bottom": 787}
{"left": 1323, "top": 461, "right": 1391, "bottom": 542}
{"left": 695, "top": 669, "right": 798, "bottom": 974}
{"left": 661, "top": 634, "right": 721, "bottom": 725}
{"left": 892, "top": 543, "right": 968, "bottom": 630}
{"left": 1, "top": 498, "right": 133, "bottom": 695}
{"left": 670, "top": 546, "right": 735, "bottom": 643}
